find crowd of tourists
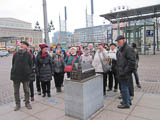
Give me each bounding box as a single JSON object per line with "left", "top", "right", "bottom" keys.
{"left": 10, "top": 35, "right": 141, "bottom": 111}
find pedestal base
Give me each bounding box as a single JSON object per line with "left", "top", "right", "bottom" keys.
{"left": 64, "top": 75, "right": 104, "bottom": 120}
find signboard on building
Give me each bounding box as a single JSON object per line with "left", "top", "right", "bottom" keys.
{"left": 146, "top": 30, "right": 154, "bottom": 37}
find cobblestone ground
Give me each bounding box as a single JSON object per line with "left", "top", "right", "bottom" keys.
{"left": 0, "top": 52, "right": 160, "bottom": 105}
{"left": 0, "top": 55, "right": 56, "bottom": 105}
{"left": 135, "top": 51, "right": 160, "bottom": 94}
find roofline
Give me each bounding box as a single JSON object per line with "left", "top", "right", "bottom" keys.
{"left": 100, "top": 4, "right": 160, "bottom": 23}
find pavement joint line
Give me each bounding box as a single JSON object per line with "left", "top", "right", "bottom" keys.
{"left": 128, "top": 114, "right": 152, "bottom": 120}
{"left": 136, "top": 104, "right": 160, "bottom": 111}
{"left": 125, "top": 92, "right": 145, "bottom": 120}
{"left": 22, "top": 113, "right": 41, "bottom": 120}
{"left": 20, "top": 102, "right": 51, "bottom": 116}
{"left": 56, "top": 115, "right": 66, "bottom": 120}
{"left": 89, "top": 107, "right": 105, "bottom": 120}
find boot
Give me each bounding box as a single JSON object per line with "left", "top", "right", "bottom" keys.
{"left": 56, "top": 87, "right": 62, "bottom": 93}
{"left": 117, "top": 104, "right": 130, "bottom": 109}
{"left": 14, "top": 104, "right": 21, "bottom": 111}
{"left": 31, "top": 97, "right": 34, "bottom": 101}
{"left": 37, "top": 91, "right": 41, "bottom": 95}
{"left": 42, "top": 93, "right": 46, "bottom": 97}
{"left": 47, "top": 93, "right": 51, "bottom": 97}
{"left": 25, "top": 103, "right": 32, "bottom": 110}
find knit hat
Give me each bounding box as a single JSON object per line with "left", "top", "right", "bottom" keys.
{"left": 39, "top": 44, "right": 48, "bottom": 50}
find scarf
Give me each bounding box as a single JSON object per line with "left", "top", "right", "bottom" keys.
{"left": 41, "top": 52, "right": 48, "bottom": 58}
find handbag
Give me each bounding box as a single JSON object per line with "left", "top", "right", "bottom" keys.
{"left": 64, "top": 56, "right": 77, "bottom": 72}
{"left": 98, "top": 52, "right": 111, "bottom": 73}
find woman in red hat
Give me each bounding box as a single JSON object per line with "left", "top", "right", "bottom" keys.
{"left": 36, "top": 44, "right": 53, "bottom": 97}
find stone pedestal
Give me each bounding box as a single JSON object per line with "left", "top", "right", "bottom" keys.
{"left": 64, "top": 75, "right": 104, "bottom": 120}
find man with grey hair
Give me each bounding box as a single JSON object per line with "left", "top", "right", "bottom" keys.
{"left": 88, "top": 43, "right": 95, "bottom": 59}
{"left": 116, "top": 35, "right": 136, "bottom": 109}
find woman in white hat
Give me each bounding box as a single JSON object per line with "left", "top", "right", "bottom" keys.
{"left": 64, "top": 47, "right": 79, "bottom": 78}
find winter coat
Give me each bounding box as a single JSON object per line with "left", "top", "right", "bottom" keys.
{"left": 10, "top": 50, "right": 32, "bottom": 82}
{"left": 116, "top": 42, "right": 136, "bottom": 81}
{"left": 29, "top": 52, "right": 36, "bottom": 82}
{"left": 64, "top": 54, "right": 79, "bottom": 66}
{"left": 89, "top": 48, "right": 96, "bottom": 59}
{"left": 108, "top": 49, "right": 117, "bottom": 72}
{"left": 36, "top": 52, "right": 53, "bottom": 82}
{"left": 52, "top": 53, "right": 64, "bottom": 73}
{"left": 133, "top": 48, "right": 139, "bottom": 70}
{"left": 81, "top": 53, "right": 92, "bottom": 64}
{"left": 92, "top": 49, "right": 108, "bottom": 73}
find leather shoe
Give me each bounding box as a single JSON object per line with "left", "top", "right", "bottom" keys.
{"left": 120, "top": 101, "right": 132, "bottom": 105}
{"left": 42, "top": 94, "right": 46, "bottom": 97}
{"left": 14, "top": 105, "right": 21, "bottom": 111}
{"left": 25, "top": 103, "right": 32, "bottom": 110}
{"left": 48, "top": 93, "right": 51, "bottom": 97}
{"left": 117, "top": 104, "right": 130, "bottom": 109}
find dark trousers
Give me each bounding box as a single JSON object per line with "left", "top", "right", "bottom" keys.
{"left": 119, "top": 79, "right": 131, "bottom": 106}
{"left": 29, "top": 81, "right": 34, "bottom": 97}
{"left": 103, "top": 73, "right": 107, "bottom": 94}
{"left": 128, "top": 74, "right": 134, "bottom": 97}
{"left": 67, "top": 72, "right": 70, "bottom": 78}
{"left": 36, "top": 75, "right": 41, "bottom": 92}
{"left": 108, "top": 71, "right": 118, "bottom": 90}
{"left": 13, "top": 81, "right": 30, "bottom": 105}
{"left": 41, "top": 81, "right": 51, "bottom": 94}
{"left": 133, "top": 71, "right": 140, "bottom": 85}
{"left": 54, "top": 72, "right": 64, "bottom": 88}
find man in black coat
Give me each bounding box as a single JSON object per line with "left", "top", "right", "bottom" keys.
{"left": 116, "top": 35, "right": 136, "bottom": 109}
{"left": 10, "top": 41, "right": 32, "bottom": 111}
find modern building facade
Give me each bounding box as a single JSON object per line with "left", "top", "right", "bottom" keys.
{"left": 52, "top": 31, "right": 74, "bottom": 44}
{"left": 0, "top": 18, "right": 43, "bottom": 48}
{"left": 74, "top": 24, "right": 112, "bottom": 44}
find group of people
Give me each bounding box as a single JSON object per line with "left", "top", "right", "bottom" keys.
{"left": 10, "top": 35, "right": 141, "bottom": 111}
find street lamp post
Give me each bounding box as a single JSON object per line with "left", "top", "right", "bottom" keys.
{"left": 43, "top": 0, "right": 50, "bottom": 46}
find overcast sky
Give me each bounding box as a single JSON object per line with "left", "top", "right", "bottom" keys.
{"left": 0, "top": 0, "right": 159, "bottom": 33}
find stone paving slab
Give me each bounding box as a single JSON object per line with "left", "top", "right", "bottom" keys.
{"left": 131, "top": 106, "right": 160, "bottom": 120}
{"left": 0, "top": 91, "right": 160, "bottom": 120}
{"left": 34, "top": 107, "right": 65, "bottom": 120}
{"left": 92, "top": 110, "right": 128, "bottom": 120}
{"left": 137, "top": 94, "right": 160, "bottom": 110}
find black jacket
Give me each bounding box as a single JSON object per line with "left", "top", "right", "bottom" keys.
{"left": 10, "top": 50, "right": 32, "bottom": 82}
{"left": 52, "top": 53, "right": 64, "bottom": 73}
{"left": 116, "top": 42, "right": 136, "bottom": 80}
{"left": 30, "top": 53, "right": 36, "bottom": 82}
{"left": 36, "top": 52, "right": 53, "bottom": 82}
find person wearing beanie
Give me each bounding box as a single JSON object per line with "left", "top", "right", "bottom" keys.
{"left": 53, "top": 43, "right": 66, "bottom": 59}
{"left": 11, "top": 41, "right": 32, "bottom": 111}
{"left": 36, "top": 44, "right": 53, "bottom": 97}
{"left": 64, "top": 46, "right": 79, "bottom": 78}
